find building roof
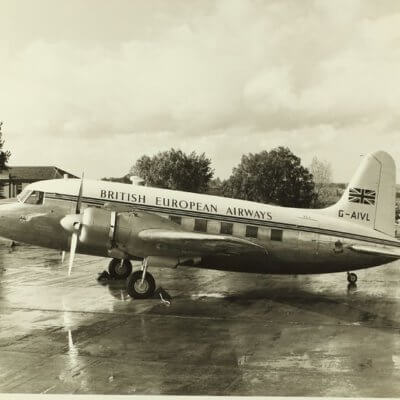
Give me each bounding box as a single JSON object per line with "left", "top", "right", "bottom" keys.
{"left": 6, "top": 166, "right": 78, "bottom": 181}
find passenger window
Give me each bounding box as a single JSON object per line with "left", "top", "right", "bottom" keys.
{"left": 169, "top": 215, "right": 182, "bottom": 225}
{"left": 220, "top": 222, "right": 233, "bottom": 235}
{"left": 24, "top": 191, "right": 44, "bottom": 205}
{"left": 245, "top": 225, "right": 258, "bottom": 238}
{"left": 271, "top": 229, "right": 283, "bottom": 241}
{"left": 194, "top": 218, "right": 207, "bottom": 232}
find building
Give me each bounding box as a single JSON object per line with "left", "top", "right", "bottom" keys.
{"left": 0, "top": 166, "right": 78, "bottom": 198}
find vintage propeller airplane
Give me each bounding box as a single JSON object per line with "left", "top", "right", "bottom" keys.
{"left": 0, "top": 150, "right": 399, "bottom": 299}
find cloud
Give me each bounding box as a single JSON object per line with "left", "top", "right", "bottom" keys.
{"left": 1, "top": 0, "right": 400, "bottom": 180}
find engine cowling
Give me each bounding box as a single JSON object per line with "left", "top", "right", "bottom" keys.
{"left": 79, "top": 207, "right": 133, "bottom": 254}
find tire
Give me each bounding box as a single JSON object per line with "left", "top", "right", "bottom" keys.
{"left": 108, "top": 259, "right": 132, "bottom": 280}
{"left": 347, "top": 272, "right": 357, "bottom": 284}
{"left": 127, "top": 270, "right": 156, "bottom": 299}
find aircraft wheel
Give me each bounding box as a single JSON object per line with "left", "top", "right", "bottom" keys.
{"left": 127, "top": 270, "right": 156, "bottom": 299}
{"left": 347, "top": 272, "right": 357, "bottom": 284}
{"left": 108, "top": 259, "right": 132, "bottom": 280}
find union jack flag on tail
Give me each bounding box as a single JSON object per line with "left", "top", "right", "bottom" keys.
{"left": 348, "top": 187, "right": 376, "bottom": 205}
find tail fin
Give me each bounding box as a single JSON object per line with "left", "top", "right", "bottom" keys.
{"left": 323, "top": 151, "right": 396, "bottom": 236}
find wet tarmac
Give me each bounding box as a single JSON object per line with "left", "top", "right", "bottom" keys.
{"left": 1, "top": 244, "right": 400, "bottom": 396}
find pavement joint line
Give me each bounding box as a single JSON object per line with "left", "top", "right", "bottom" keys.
{"left": 6, "top": 283, "right": 400, "bottom": 302}
{"left": 2, "top": 307, "right": 400, "bottom": 331}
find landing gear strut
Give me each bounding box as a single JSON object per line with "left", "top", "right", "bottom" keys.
{"left": 347, "top": 272, "right": 357, "bottom": 284}
{"left": 108, "top": 258, "right": 132, "bottom": 280}
{"left": 127, "top": 259, "right": 156, "bottom": 299}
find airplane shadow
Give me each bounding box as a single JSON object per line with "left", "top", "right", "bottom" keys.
{"left": 96, "top": 267, "right": 400, "bottom": 335}
{"left": 223, "top": 282, "right": 400, "bottom": 332}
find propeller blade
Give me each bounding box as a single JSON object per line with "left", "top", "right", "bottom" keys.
{"left": 63, "top": 174, "right": 84, "bottom": 276}
{"left": 68, "top": 231, "right": 79, "bottom": 276}
{"left": 61, "top": 251, "right": 66, "bottom": 264}
{"left": 75, "top": 173, "right": 84, "bottom": 215}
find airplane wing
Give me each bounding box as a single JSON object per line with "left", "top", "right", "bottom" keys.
{"left": 349, "top": 244, "right": 400, "bottom": 258}
{"left": 78, "top": 206, "right": 267, "bottom": 258}
{"left": 138, "top": 228, "right": 267, "bottom": 257}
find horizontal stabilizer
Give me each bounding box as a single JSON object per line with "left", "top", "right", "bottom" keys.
{"left": 138, "top": 229, "right": 267, "bottom": 257}
{"left": 349, "top": 244, "right": 400, "bottom": 259}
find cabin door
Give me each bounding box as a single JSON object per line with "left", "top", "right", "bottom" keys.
{"left": 297, "top": 220, "right": 319, "bottom": 255}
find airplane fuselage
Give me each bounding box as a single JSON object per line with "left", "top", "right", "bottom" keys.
{"left": 0, "top": 178, "right": 397, "bottom": 275}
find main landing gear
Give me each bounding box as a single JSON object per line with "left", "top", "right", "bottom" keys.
{"left": 347, "top": 272, "right": 358, "bottom": 284}
{"left": 127, "top": 258, "right": 156, "bottom": 299}
{"left": 108, "top": 258, "right": 132, "bottom": 280}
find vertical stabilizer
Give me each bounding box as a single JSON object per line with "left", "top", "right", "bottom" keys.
{"left": 323, "top": 151, "right": 396, "bottom": 236}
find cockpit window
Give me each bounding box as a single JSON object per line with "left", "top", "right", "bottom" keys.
{"left": 18, "top": 190, "right": 44, "bottom": 205}
{"left": 17, "top": 189, "right": 31, "bottom": 203}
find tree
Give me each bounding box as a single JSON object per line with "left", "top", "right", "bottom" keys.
{"left": 309, "top": 156, "right": 336, "bottom": 207}
{"left": 0, "top": 122, "right": 11, "bottom": 199}
{"left": 207, "top": 177, "right": 223, "bottom": 196}
{"left": 222, "top": 146, "right": 315, "bottom": 207}
{"left": 130, "top": 148, "right": 214, "bottom": 193}
{"left": 0, "top": 122, "right": 10, "bottom": 170}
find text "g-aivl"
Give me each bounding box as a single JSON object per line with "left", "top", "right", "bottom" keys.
{"left": 338, "top": 209, "right": 370, "bottom": 221}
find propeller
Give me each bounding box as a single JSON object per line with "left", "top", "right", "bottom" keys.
{"left": 60, "top": 174, "right": 84, "bottom": 276}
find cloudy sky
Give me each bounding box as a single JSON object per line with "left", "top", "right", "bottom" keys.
{"left": 1, "top": 0, "right": 400, "bottom": 182}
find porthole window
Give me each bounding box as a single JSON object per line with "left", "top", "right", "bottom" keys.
{"left": 245, "top": 225, "right": 258, "bottom": 238}
{"left": 220, "top": 222, "right": 233, "bottom": 235}
{"left": 169, "top": 215, "right": 182, "bottom": 225}
{"left": 194, "top": 218, "right": 208, "bottom": 232}
{"left": 271, "top": 229, "right": 283, "bottom": 241}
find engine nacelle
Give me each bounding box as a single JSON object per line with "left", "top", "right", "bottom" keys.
{"left": 79, "top": 207, "right": 133, "bottom": 255}
{"left": 74, "top": 207, "right": 199, "bottom": 264}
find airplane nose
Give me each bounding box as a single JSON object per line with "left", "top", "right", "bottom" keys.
{"left": 0, "top": 200, "right": 15, "bottom": 238}
{"left": 0, "top": 198, "right": 18, "bottom": 220}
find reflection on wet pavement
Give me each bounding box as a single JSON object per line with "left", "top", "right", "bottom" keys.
{"left": 1, "top": 244, "right": 400, "bottom": 395}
